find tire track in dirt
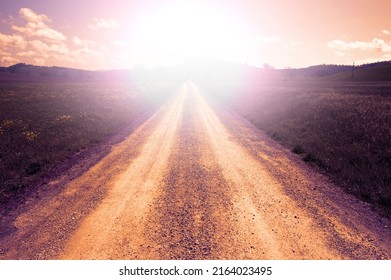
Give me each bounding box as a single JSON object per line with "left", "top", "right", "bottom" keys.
{"left": 192, "top": 82, "right": 391, "bottom": 259}
{"left": 1, "top": 81, "right": 390, "bottom": 260}
{"left": 141, "top": 81, "right": 390, "bottom": 259}
{"left": 145, "top": 89, "right": 237, "bottom": 259}
{"left": 0, "top": 84, "right": 185, "bottom": 259}
{"left": 190, "top": 84, "right": 338, "bottom": 259}
{"left": 58, "top": 87, "right": 186, "bottom": 259}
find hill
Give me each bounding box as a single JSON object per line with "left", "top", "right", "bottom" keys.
{"left": 0, "top": 63, "right": 134, "bottom": 83}
{"left": 291, "top": 61, "right": 391, "bottom": 81}
{"left": 2, "top": 60, "right": 391, "bottom": 83}
{"left": 328, "top": 62, "right": 391, "bottom": 81}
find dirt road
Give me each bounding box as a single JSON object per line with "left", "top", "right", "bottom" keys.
{"left": 1, "top": 81, "right": 390, "bottom": 259}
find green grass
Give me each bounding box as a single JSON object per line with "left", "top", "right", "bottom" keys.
{"left": 206, "top": 80, "right": 391, "bottom": 215}
{"left": 0, "top": 81, "right": 171, "bottom": 204}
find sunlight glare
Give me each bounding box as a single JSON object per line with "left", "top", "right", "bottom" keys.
{"left": 133, "top": 3, "right": 248, "bottom": 67}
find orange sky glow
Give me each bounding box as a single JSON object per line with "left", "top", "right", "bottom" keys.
{"left": 1, "top": 0, "right": 391, "bottom": 70}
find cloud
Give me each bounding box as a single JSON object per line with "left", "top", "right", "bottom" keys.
{"left": 65, "top": 46, "right": 106, "bottom": 68}
{"left": 29, "top": 40, "right": 69, "bottom": 55}
{"left": 328, "top": 38, "right": 391, "bottom": 52}
{"left": 17, "top": 50, "right": 36, "bottom": 57}
{"left": 382, "top": 44, "right": 391, "bottom": 52}
{"left": 382, "top": 29, "right": 390, "bottom": 35}
{"left": 72, "top": 36, "right": 84, "bottom": 46}
{"left": 19, "top": 8, "right": 50, "bottom": 23}
{"left": 0, "top": 8, "right": 76, "bottom": 67}
{"left": 72, "top": 47, "right": 103, "bottom": 58}
{"left": 35, "top": 28, "right": 66, "bottom": 41}
{"left": 1, "top": 56, "right": 18, "bottom": 64}
{"left": 72, "top": 36, "right": 96, "bottom": 48}
{"left": 0, "top": 49, "right": 18, "bottom": 65}
{"left": 12, "top": 8, "right": 66, "bottom": 42}
{"left": 0, "top": 8, "right": 118, "bottom": 69}
{"left": 0, "top": 49, "right": 11, "bottom": 57}
{"left": 88, "top": 18, "right": 120, "bottom": 29}
{"left": 0, "top": 33, "right": 27, "bottom": 49}
{"left": 33, "top": 58, "right": 45, "bottom": 65}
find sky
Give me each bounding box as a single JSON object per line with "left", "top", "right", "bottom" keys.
{"left": 0, "top": 0, "right": 391, "bottom": 70}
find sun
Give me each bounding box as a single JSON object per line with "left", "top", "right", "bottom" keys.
{"left": 131, "top": 2, "right": 248, "bottom": 67}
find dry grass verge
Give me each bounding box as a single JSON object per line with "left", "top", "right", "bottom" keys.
{"left": 204, "top": 80, "right": 391, "bottom": 216}
{"left": 0, "top": 81, "right": 172, "bottom": 204}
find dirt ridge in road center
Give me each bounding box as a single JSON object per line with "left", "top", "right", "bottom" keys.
{"left": 58, "top": 87, "right": 186, "bottom": 259}
{"left": 145, "top": 88, "right": 237, "bottom": 259}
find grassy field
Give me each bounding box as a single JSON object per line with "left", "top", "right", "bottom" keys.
{"left": 2, "top": 75, "right": 391, "bottom": 216}
{"left": 205, "top": 79, "right": 391, "bottom": 215}
{"left": 0, "top": 81, "right": 172, "bottom": 204}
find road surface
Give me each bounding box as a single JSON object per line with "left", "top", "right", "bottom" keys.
{"left": 1, "top": 81, "right": 390, "bottom": 259}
